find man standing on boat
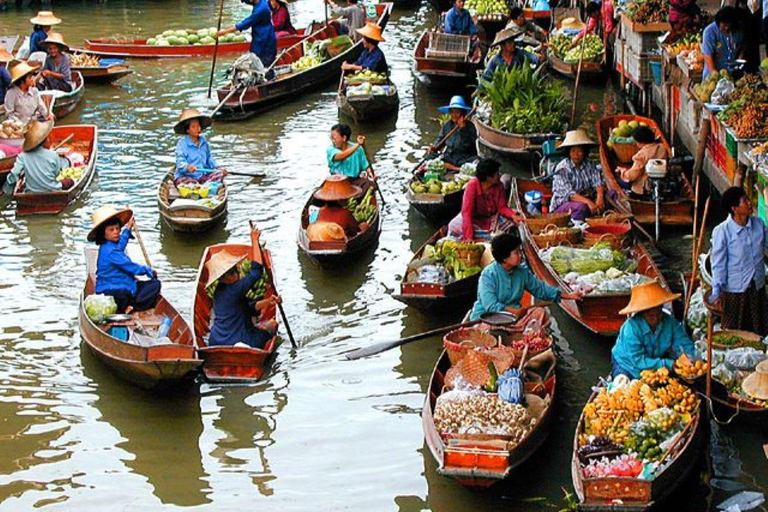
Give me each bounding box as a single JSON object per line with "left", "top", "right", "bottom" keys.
{"left": 217, "top": 0, "right": 277, "bottom": 71}
{"left": 326, "top": 0, "right": 367, "bottom": 41}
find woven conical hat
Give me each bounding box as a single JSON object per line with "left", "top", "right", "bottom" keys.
{"left": 204, "top": 250, "right": 246, "bottom": 289}
{"left": 619, "top": 280, "right": 680, "bottom": 315}
{"left": 87, "top": 205, "right": 133, "bottom": 242}
{"left": 42, "top": 32, "right": 69, "bottom": 52}
{"left": 742, "top": 360, "right": 768, "bottom": 401}
{"left": 557, "top": 129, "right": 596, "bottom": 150}
{"left": 0, "top": 48, "right": 13, "bottom": 63}
{"left": 23, "top": 120, "right": 53, "bottom": 151}
{"left": 9, "top": 60, "right": 38, "bottom": 84}
{"left": 356, "top": 23, "right": 385, "bottom": 42}
{"left": 30, "top": 11, "right": 62, "bottom": 26}
{"left": 174, "top": 109, "right": 212, "bottom": 135}
{"left": 313, "top": 175, "right": 363, "bottom": 202}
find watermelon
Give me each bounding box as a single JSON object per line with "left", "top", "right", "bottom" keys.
{"left": 196, "top": 29, "right": 208, "bottom": 37}
{"left": 187, "top": 34, "right": 199, "bottom": 44}
{"left": 162, "top": 30, "right": 174, "bottom": 37}
{"left": 200, "top": 36, "right": 215, "bottom": 45}
{"left": 175, "top": 30, "right": 188, "bottom": 37}
{"left": 147, "top": 38, "right": 158, "bottom": 46}
{"left": 157, "top": 40, "right": 171, "bottom": 46}
{"left": 233, "top": 34, "right": 247, "bottom": 42}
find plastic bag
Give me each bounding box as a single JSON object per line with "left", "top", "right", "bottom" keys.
{"left": 712, "top": 362, "right": 738, "bottom": 389}
{"left": 717, "top": 491, "right": 765, "bottom": 511}
{"left": 687, "top": 287, "right": 708, "bottom": 331}
{"left": 725, "top": 347, "right": 766, "bottom": 371}
{"left": 497, "top": 368, "right": 525, "bottom": 405}
{"left": 593, "top": 274, "right": 653, "bottom": 294}
{"left": 410, "top": 265, "right": 452, "bottom": 285}
{"left": 84, "top": 294, "right": 117, "bottom": 324}
{"left": 711, "top": 78, "right": 735, "bottom": 105}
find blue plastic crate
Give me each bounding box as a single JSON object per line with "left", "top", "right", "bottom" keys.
{"left": 649, "top": 60, "right": 662, "bottom": 86}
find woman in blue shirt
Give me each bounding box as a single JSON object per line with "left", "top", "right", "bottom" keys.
{"left": 89, "top": 206, "right": 161, "bottom": 314}
{"left": 327, "top": 123, "right": 370, "bottom": 178}
{"left": 217, "top": 0, "right": 277, "bottom": 71}
{"left": 342, "top": 23, "right": 388, "bottom": 74}
{"left": 174, "top": 108, "right": 227, "bottom": 185}
{"left": 482, "top": 30, "right": 537, "bottom": 81}
{"left": 205, "top": 228, "right": 280, "bottom": 349}
{"left": 28, "top": 11, "right": 61, "bottom": 56}
{"left": 701, "top": 7, "right": 744, "bottom": 78}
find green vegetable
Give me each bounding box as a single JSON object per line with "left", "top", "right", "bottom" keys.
{"left": 484, "top": 362, "right": 499, "bottom": 392}
{"left": 84, "top": 294, "right": 118, "bottom": 324}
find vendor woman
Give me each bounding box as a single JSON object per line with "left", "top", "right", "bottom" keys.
{"left": 40, "top": 32, "right": 74, "bottom": 93}
{"left": 428, "top": 95, "right": 477, "bottom": 172}
{"left": 205, "top": 227, "right": 280, "bottom": 349}
{"left": 470, "top": 233, "right": 582, "bottom": 326}
{"left": 174, "top": 108, "right": 226, "bottom": 185}
{"left": 482, "top": 30, "right": 537, "bottom": 81}
{"left": 269, "top": 0, "right": 296, "bottom": 37}
{"left": 327, "top": 123, "right": 370, "bottom": 178}
{"left": 28, "top": 11, "right": 61, "bottom": 56}
{"left": 2, "top": 120, "right": 73, "bottom": 196}
{"left": 550, "top": 130, "right": 608, "bottom": 222}
{"left": 701, "top": 6, "right": 744, "bottom": 78}
{"left": 448, "top": 158, "right": 522, "bottom": 241}
{"left": 89, "top": 206, "right": 161, "bottom": 314}
{"left": 4, "top": 61, "right": 52, "bottom": 124}
{"left": 341, "top": 23, "right": 388, "bottom": 74}
{"left": 612, "top": 281, "right": 695, "bottom": 379}
{"left": 615, "top": 125, "right": 669, "bottom": 198}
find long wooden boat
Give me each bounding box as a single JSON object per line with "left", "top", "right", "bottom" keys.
{"left": 406, "top": 170, "right": 464, "bottom": 224}
{"left": 192, "top": 243, "right": 280, "bottom": 383}
{"left": 40, "top": 71, "right": 85, "bottom": 120}
{"left": 474, "top": 117, "right": 558, "bottom": 156}
{"left": 393, "top": 226, "right": 480, "bottom": 311}
{"left": 81, "top": 32, "right": 305, "bottom": 58}
{"left": 73, "top": 63, "right": 133, "bottom": 84}
{"left": 424, "top": 347, "right": 556, "bottom": 487}
{"left": 215, "top": 4, "right": 392, "bottom": 121}
{"left": 547, "top": 51, "right": 603, "bottom": 80}
{"left": 512, "top": 177, "right": 669, "bottom": 336}
{"left": 298, "top": 176, "right": 382, "bottom": 265}
{"left": 571, "top": 382, "right": 705, "bottom": 510}
{"left": 0, "top": 150, "right": 19, "bottom": 188}
{"left": 414, "top": 30, "right": 482, "bottom": 88}
{"left": 13, "top": 125, "right": 98, "bottom": 215}
{"left": 79, "top": 247, "right": 202, "bottom": 389}
{"left": 597, "top": 115, "right": 694, "bottom": 226}
{"left": 337, "top": 77, "right": 399, "bottom": 122}
{"left": 157, "top": 171, "right": 227, "bottom": 232}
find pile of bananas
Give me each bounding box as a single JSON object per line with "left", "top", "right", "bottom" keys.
{"left": 583, "top": 380, "right": 645, "bottom": 444}
{"left": 71, "top": 53, "right": 101, "bottom": 67}
{"left": 56, "top": 167, "right": 84, "bottom": 182}
{"left": 640, "top": 366, "right": 670, "bottom": 386}
{"left": 346, "top": 189, "right": 376, "bottom": 224}
{"left": 664, "top": 42, "right": 699, "bottom": 57}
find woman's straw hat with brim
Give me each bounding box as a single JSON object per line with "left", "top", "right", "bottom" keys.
{"left": 619, "top": 280, "right": 681, "bottom": 315}
{"left": 43, "top": 32, "right": 69, "bottom": 52}
{"left": 0, "top": 49, "right": 13, "bottom": 63}
{"left": 174, "top": 108, "right": 213, "bottom": 135}
{"left": 23, "top": 120, "right": 53, "bottom": 151}
{"left": 356, "top": 23, "right": 385, "bottom": 42}
{"left": 204, "top": 250, "right": 246, "bottom": 289}
{"left": 30, "top": 11, "right": 62, "bottom": 26}
{"left": 742, "top": 360, "right": 768, "bottom": 401}
{"left": 307, "top": 221, "right": 348, "bottom": 242}
{"left": 557, "top": 129, "right": 597, "bottom": 150}
{"left": 9, "top": 61, "right": 38, "bottom": 85}
{"left": 87, "top": 205, "right": 134, "bottom": 242}
{"left": 313, "top": 174, "right": 363, "bottom": 201}
{"left": 560, "top": 17, "right": 586, "bottom": 31}
{"left": 491, "top": 29, "right": 523, "bottom": 47}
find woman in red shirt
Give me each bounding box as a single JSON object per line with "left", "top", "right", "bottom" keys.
{"left": 270, "top": 0, "right": 296, "bottom": 37}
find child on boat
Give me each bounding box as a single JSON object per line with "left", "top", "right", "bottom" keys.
{"left": 174, "top": 108, "right": 226, "bottom": 186}
{"left": 88, "top": 206, "right": 161, "bottom": 314}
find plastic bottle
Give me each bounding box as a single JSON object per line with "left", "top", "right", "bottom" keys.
{"left": 156, "top": 316, "right": 172, "bottom": 339}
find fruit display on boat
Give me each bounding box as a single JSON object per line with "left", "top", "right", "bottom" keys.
{"left": 464, "top": 0, "right": 510, "bottom": 18}
{"left": 406, "top": 240, "right": 485, "bottom": 285}
{"left": 345, "top": 188, "right": 377, "bottom": 225}
{"left": 146, "top": 27, "right": 246, "bottom": 46}
{"left": 345, "top": 70, "right": 387, "bottom": 85}
{"left": 692, "top": 70, "right": 731, "bottom": 103}
{"left": 56, "top": 167, "right": 85, "bottom": 182}
{"left": 70, "top": 53, "right": 102, "bottom": 67}
{"left": 0, "top": 119, "right": 27, "bottom": 139}
{"left": 549, "top": 33, "right": 604, "bottom": 63}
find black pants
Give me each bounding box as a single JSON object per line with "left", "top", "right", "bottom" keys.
{"left": 103, "top": 278, "right": 162, "bottom": 313}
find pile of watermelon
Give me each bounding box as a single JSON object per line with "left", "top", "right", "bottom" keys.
{"left": 146, "top": 27, "right": 248, "bottom": 46}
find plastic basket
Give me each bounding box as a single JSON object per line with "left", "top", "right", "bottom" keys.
{"left": 650, "top": 60, "right": 662, "bottom": 86}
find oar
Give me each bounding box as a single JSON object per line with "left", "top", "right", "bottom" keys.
{"left": 569, "top": 32, "right": 588, "bottom": 127}
{"left": 249, "top": 220, "right": 298, "bottom": 349}
{"left": 408, "top": 106, "right": 477, "bottom": 175}
{"left": 207, "top": 0, "right": 226, "bottom": 99}
{"left": 361, "top": 144, "right": 386, "bottom": 206}
{"left": 345, "top": 320, "right": 481, "bottom": 360}
{"left": 211, "top": 84, "right": 242, "bottom": 117}
{"left": 683, "top": 195, "right": 711, "bottom": 320}
{"left": 226, "top": 169, "right": 266, "bottom": 178}
{"left": 52, "top": 133, "right": 74, "bottom": 151}
{"left": 132, "top": 221, "right": 152, "bottom": 268}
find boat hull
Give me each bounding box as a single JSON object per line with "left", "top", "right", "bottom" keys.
{"left": 40, "top": 72, "right": 85, "bottom": 120}
{"left": 74, "top": 64, "right": 133, "bottom": 84}
{"left": 406, "top": 184, "right": 464, "bottom": 224}
{"left": 337, "top": 85, "right": 399, "bottom": 122}
{"left": 413, "top": 30, "right": 481, "bottom": 88}
{"left": 547, "top": 52, "right": 604, "bottom": 80}
{"left": 157, "top": 171, "right": 228, "bottom": 232}
{"left": 474, "top": 117, "right": 556, "bottom": 156}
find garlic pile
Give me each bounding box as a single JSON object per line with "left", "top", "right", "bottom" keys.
{"left": 434, "top": 395, "right": 535, "bottom": 444}
{"left": 0, "top": 120, "right": 27, "bottom": 139}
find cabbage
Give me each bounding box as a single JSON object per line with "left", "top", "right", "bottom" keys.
{"left": 85, "top": 294, "right": 117, "bottom": 324}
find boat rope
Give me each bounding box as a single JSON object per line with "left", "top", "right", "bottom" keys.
{"left": 696, "top": 391, "right": 741, "bottom": 426}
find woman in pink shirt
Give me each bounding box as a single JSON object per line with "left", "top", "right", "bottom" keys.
{"left": 570, "top": 0, "right": 616, "bottom": 58}
{"left": 448, "top": 158, "right": 523, "bottom": 241}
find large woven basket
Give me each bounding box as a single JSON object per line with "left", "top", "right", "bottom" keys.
{"left": 525, "top": 212, "right": 570, "bottom": 234}
{"left": 443, "top": 328, "right": 497, "bottom": 365}
{"left": 532, "top": 224, "right": 582, "bottom": 248}
{"left": 454, "top": 245, "right": 483, "bottom": 268}
{"left": 612, "top": 141, "right": 638, "bottom": 164}
{"left": 586, "top": 211, "right": 634, "bottom": 227}
{"left": 444, "top": 346, "right": 517, "bottom": 387}
{"left": 580, "top": 221, "right": 631, "bottom": 250}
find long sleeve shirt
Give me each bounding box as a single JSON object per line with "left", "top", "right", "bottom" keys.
{"left": 327, "top": 142, "right": 369, "bottom": 177}
{"left": 29, "top": 28, "right": 48, "bottom": 54}
{"left": 0, "top": 66, "right": 11, "bottom": 104}
{"left": 504, "top": 19, "right": 547, "bottom": 45}
{"left": 3, "top": 86, "right": 48, "bottom": 125}
{"left": 95, "top": 228, "right": 153, "bottom": 295}
{"left": 550, "top": 157, "right": 604, "bottom": 211}
{"left": 470, "top": 261, "right": 561, "bottom": 320}
{"left": 482, "top": 50, "right": 537, "bottom": 80}
{"left": 42, "top": 53, "right": 74, "bottom": 92}
{"left": 331, "top": 4, "right": 366, "bottom": 39}
{"left": 2, "top": 146, "right": 63, "bottom": 195}
{"left": 701, "top": 22, "right": 744, "bottom": 78}
{"left": 354, "top": 46, "right": 388, "bottom": 73}
{"left": 209, "top": 261, "right": 271, "bottom": 348}
{"left": 271, "top": 4, "right": 297, "bottom": 34}
{"left": 460, "top": 177, "right": 518, "bottom": 240}
{"left": 175, "top": 135, "right": 218, "bottom": 179}
{"left": 435, "top": 119, "right": 477, "bottom": 166}
{"left": 611, "top": 313, "right": 695, "bottom": 379}
{"left": 444, "top": 7, "right": 477, "bottom": 36}
{"left": 710, "top": 215, "right": 768, "bottom": 301}
{"left": 236, "top": 0, "right": 278, "bottom": 67}
{"left": 620, "top": 142, "right": 669, "bottom": 195}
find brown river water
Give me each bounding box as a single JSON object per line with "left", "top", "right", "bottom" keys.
{"left": 0, "top": 1, "right": 766, "bottom": 510}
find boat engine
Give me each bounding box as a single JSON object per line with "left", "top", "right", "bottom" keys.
{"left": 225, "top": 53, "right": 267, "bottom": 88}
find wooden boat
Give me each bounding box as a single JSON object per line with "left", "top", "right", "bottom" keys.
{"left": 512, "top": 177, "right": 669, "bottom": 336}
{"left": 547, "top": 51, "right": 603, "bottom": 80}
{"left": 298, "top": 177, "right": 382, "bottom": 264}
{"left": 423, "top": 347, "right": 556, "bottom": 487}
{"left": 40, "top": 71, "right": 85, "bottom": 120}
{"left": 80, "top": 31, "right": 305, "bottom": 58}
{"left": 215, "top": 4, "right": 392, "bottom": 120}
{"left": 192, "top": 243, "right": 280, "bottom": 383}
{"left": 571, "top": 382, "right": 705, "bottom": 510}
{"left": 414, "top": 30, "right": 482, "bottom": 88}
{"left": 337, "top": 76, "right": 399, "bottom": 122}
{"left": 597, "top": 115, "right": 694, "bottom": 226}
{"left": 13, "top": 125, "right": 98, "bottom": 216}
{"left": 0, "top": 151, "right": 17, "bottom": 188}
{"left": 406, "top": 165, "right": 465, "bottom": 224}
{"left": 79, "top": 247, "right": 202, "bottom": 389}
{"left": 157, "top": 171, "right": 227, "bottom": 232}
{"left": 475, "top": 117, "right": 558, "bottom": 156}
{"left": 73, "top": 63, "right": 133, "bottom": 84}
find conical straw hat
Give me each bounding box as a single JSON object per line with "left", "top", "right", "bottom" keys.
{"left": 307, "top": 221, "right": 348, "bottom": 242}
{"left": 30, "top": 11, "right": 62, "bottom": 26}
{"left": 87, "top": 205, "right": 134, "bottom": 242}
{"left": 23, "top": 120, "right": 53, "bottom": 151}
{"left": 355, "top": 22, "right": 385, "bottom": 42}
{"left": 557, "top": 129, "right": 596, "bottom": 150}
{"left": 313, "top": 175, "right": 363, "bottom": 202}
{"left": 43, "top": 32, "right": 69, "bottom": 52}
{"left": 204, "top": 250, "right": 246, "bottom": 289}
{"left": 619, "top": 280, "right": 680, "bottom": 315}
{"left": 742, "top": 360, "right": 768, "bottom": 401}
{"left": 174, "top": 108, "right": 212, "bottom": 135}
{"left": 9, "top": 60, "right": 38, "bottom": 84}
{"left": 491, "top": 29, "right": 523, "bottom": 47}
{"left": 560, "top": 17, "right": 585, "bottom": 31}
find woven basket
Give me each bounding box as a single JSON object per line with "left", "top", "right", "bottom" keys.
{"left": 612, "top": 142, "right": 638, "bottom": 164}
{"left": 532, "top": 224, "right": 582, "bottom": 248}
{"left": 444, "top": 347, "right": 517, "bottom": 387}
{"left": 510, "top": 336, "right": 553, "bottom": 359}
{"left": 525, "top": 212, "right": 570, "bottom": 234}
{"left": 581, "top": 221, "right": 631, "bottom": 250}
{"left": 454, "top": 246, "right": 483, "bottom": 268}
{"left": 585, "top": 211, "right": 634, "bottom": 227}
{"left": 443, "top": 328, "right": 497, "bottom": 365}
{"left": 711, "top": 330, "right": 765, "bottom": 351}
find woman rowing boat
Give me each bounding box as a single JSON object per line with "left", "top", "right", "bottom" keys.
{"left": 427, "top": 95, "right": 477, "bottom": 172}
{"left": 327, "top": 124, "right": 370, "bottom": 178}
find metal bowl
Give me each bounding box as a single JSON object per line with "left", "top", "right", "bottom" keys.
{"left": 478, "top": 311, "right": 518, "bottom": 326}
{"left": 105, "top": 313, "right": 132, "bottom": 322}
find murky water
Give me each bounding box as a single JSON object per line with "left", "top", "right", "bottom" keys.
{"left": 0, "top": 1, "right": 766, "bottom": 510}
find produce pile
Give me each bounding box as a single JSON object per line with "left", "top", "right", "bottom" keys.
{"left": 434, "top": 395, "right": 534, "bottom": 442}
{"left": 205, "top": 259, "right": 269, "bottom": 302}
{"left": 0, "top": 119, "right": 26, "bottom": 139}
{"left": 673, "top": 354, "right": 708, "bottom": 380}
{"left": 345, "top": 70, "right": 387, "bottom": 85}
{"left": 345, "top": 83, "right": 392, "bottom": 97}
{"left": 691, "top": 70, "right": 731, "bottom": 103}
{"left": 56, "top": 166, "right": 84, "bottom": 182}
{"left": 292, "top": 36, "right": 353, "bottom": 71}
{"left": 464, "top": 0, "right": 510, "bottom": 18}
{"left": 510, "top": 329, "right": 552, "bottom": 352}
{"left": 345, "top": 188, "right": 377, "bottom": 225}
{"left": 624, "top": 0, "right": 668, "bottom": 25}
{"left": 606, "top": 119, "right": 648, "bottom": 153}
{"left": 477, "top": 65, "right": 567, "bottom": 135}
{"left": 542, "top": 243, "right": 632, "bottom": 276}
{"left": 146, "top": 27, "right": 246, "bottom": 46}
{"left": 748, "top": 141, "right": 768, "bottom": 167}
{"left": 716, "top": 74, "right": 768, "bottom": 139}
{"left": 406, "top": 240, "right": 485, "bottom": 285}
{"left": 549, "top": 33, "right": 604, "bottom": 63}
{"left": 410, "top": 160, "right": 471, "bottom": 195}
{"left": 562, "top": 268, "right": 652, "bottom": 296}
{"left": 84, "top": 294, "right": 117, "bottom": 324}
{"left": 70, "top": 53, "right": 101, "bottom": 67}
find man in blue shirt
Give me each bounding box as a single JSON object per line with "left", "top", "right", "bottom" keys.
{"left": 444, "top": 0, "right": 478, "bottom": 37}
{"left": 341, "top": 23, "right": 388, "bottom": 74}
{"left": 482, "top": 30, "right": 538, "bottom": 81}
{"left": 701, "top": 6, "right": 744, "bottom": 78}
{"left": 612, "top": 281, "right": 695, "bottom": 379}
{"left": 710, "top": 186, "right": 768, "bottom": 334}
{"left": 217, "top": 0, "right": 277, "bottom": 70}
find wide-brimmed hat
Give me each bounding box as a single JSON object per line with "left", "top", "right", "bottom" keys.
{"left": 30, "top": 11, "right": 62, "bottom": 26}
{"left": 307, "top": 221, "right": 348, "bottom": 242}
{"left": 632, "top": 125, "right": 658, "bottom": 144}
{"left": 0, "top": 49, "right": 13, "bottom": 63}
{"left": 43, "top": 32, "right": 69, "bottom": 52}
{"left": 619, "top": 280, "right": 681, "bottom": 315}
{"left": 560, "top": 17, "right": 586, "bottom": 31}
{"left": 491, "top": 29, "right": 523, "bottom": 47}
{"left": 356, "top": 22, "right": 385, "bottom": 42}
{"left": 204, "top": 250, "right": 246, "bottom": 289}
{"left": 313, "top": 175, "right": 363, "bottom": 202}
{"left": 9, "top": 60, "right": 38, "bottom": 84}
{"left": 742, "top": 360, "right": 768, "bottom": 401}
{"left": 23, "top": 120, "right": 53, "bottom": 151}
{"left": 87, "top": 205, "right": 134, "bottom": 242}
{"left": 438, "top": 95, "right": 471, "bottom": 114}
{"left": 174, "top": 108, "right": 213, "bottom": 135}
{"left": 557, "top": 129, "right": 597, "bottom": 150}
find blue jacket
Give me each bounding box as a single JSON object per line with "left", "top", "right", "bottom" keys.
{"left": 236, "top": 0, "right": 278, "bottom": 67}
{"left": 470, "top": 261, "right": 560, "bottom": 320}
{"left": 175, "top": 135, "right": 218, "bottom": 179}
{"left": 444, "top": 7, "right": 477, "bottom": 36}
{"left": 95, "top": 228, "right": 153, "bottom": 295}
{"left": 0, "top": 66, "right": 11, "bottom": 104}
{"left": 354, "top": 46, "right": 388, "bottom": 73}
{"left": 29, "top": 28, "right": 48, "bottom": 54}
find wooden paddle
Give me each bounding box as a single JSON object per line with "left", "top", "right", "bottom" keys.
{"left": 132, "top": 221, "right": 152, "bottom": 268}
{"left": 569, "top": 32, "right": 588, "bottom": 127}
{"left": 225, "top": 169, "right": 266, "bottom": 178}
{"left": 361, "top": 143, "right": 386, "bottom": 206}
{"left": 52, "top": 134, "right": 74, "bottom": 151}
{"left": 249, "top": 220, "right": 297, "bottom": 349}
{"left": 207, "top": 0, "right": 226, "bottom": 99}
{"left": 683, "top": 195, "right": 711, "bottom": 320}
{"left": 408, "top": 106, "right": 477, "bottom": 175}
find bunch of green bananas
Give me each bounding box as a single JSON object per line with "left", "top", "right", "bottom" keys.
{"left": 346, "top": 189, "right": 376, "bottom": 224}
